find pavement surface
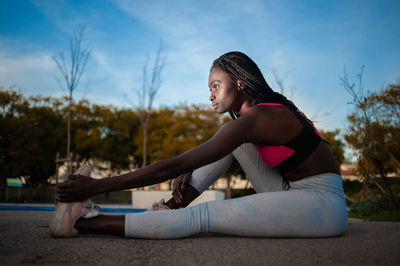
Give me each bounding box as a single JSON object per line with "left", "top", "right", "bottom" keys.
{"left": 0, "top": 210, "right": 399, "bottom": 266}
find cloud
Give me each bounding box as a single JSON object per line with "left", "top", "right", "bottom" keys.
{"left": 2, "top": 0, "right": 397, "bottom": 133}
{"left": 30, "top": 0, "right": 91, "bottom": 35}
{"left": 0, "top": 46, "right": 58, "bottom": 95}
{"left": 91, "top": 49, "right": 138, "bottom": 92}
{"left": 113, "top": 0, "right": 253, "bottom": 69}
{"left": 112, "top": 0, "right": 276, "bottom": 107}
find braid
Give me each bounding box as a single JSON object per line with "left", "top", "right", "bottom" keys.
{"left": 212, "top": 51, "right": 299, "bottom": 115}
{"left": 213, "top": 52, "right": 294, "bottom": 189}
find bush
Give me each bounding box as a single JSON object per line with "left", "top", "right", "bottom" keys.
{"left": 343, "top": 179, "right": 363, "bottom": 196}
{"left": 349, "top": 192, "right": 400, "bottom": 221}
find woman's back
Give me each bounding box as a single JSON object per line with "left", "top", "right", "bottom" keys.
{"left": 239, "top": 104, "right": 340, "bottom": 181}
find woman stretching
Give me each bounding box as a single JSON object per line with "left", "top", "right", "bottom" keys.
{"left": 51, "top": 51, "right": 347, "bottom": 239}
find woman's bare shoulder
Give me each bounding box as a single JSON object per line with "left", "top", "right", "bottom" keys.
{"left": 241, "top": 105, "right": 303, "bottom": 144}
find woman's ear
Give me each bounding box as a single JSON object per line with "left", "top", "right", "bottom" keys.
{"left": 236, "top": 80, "right": 244, "bottom": 91}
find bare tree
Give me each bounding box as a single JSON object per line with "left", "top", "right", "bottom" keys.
{"left": 272, "top": 69, "right": 296, "bottom": 98}
{"left": 272, "top": 69, "right": 286, "bottom": 95}
{"left": 340, "top": 66, "right": 399, "bottom": 208}
{"left": 272, "top": 68, "right": 329, "bottom": 122}
{"left": 340, "top": 66, "right": 400, "bottom": 168}
{"left": 126, "top": 42, "right": 165, "bottom": 167}
{"left": 53, "top": 25, "right": 91, "bottom": 173}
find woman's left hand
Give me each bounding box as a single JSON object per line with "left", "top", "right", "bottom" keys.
{"left": 57, "top": 174, "right": 97, "bottom": 202}
{"left": 172, "top": 172, "right": 192, "bottom": 204}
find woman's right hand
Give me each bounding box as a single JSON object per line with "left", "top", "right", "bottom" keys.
{"left": 57, "top": 174, "right": 97, "bottom": 202}
{"left": 172, "top": 172, "right": 192, "bottom": 204}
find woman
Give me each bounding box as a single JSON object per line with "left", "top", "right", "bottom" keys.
{"left": 51, "top": 51, "right": 347, "bottom": 238}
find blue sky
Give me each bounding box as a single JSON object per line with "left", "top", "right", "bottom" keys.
{"left": 1, "top": 0, "right": 399, "bottom": 134}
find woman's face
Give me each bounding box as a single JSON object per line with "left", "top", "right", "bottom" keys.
{"left": 208, "top": 67, "right": 242, "bottom": 114}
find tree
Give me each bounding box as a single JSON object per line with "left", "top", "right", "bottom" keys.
{"left": 133, "top": 104, "right": 223, "bottom": 164}
{"left": 272, "top": 69, "right": 296, "bottom": 98}
{"left": 68, "top": 100, "right": 141, "bottom": 175}
{"left": 126, "top": 42, "right": 165, "bottom": 167}
{"left": 53, "top": 25, "right": 91, "bottom": 173}
{"left": 94, "top": 105, "right": 140, "bottom": 173}
{"left": 320, "top": 129, "right": 345, "bottom": 167}
{"left": 0, "top": 88, "right": 66, "bottom": 197}
{"left": 340, "top": 66, "right": 400, "bottom": 206}
{"left": 0, "top": 87, "right": 30, "bottom": 192}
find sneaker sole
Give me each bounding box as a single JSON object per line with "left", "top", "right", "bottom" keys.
{"left": 50, "top": 202, "right": 70, "bottom": 237}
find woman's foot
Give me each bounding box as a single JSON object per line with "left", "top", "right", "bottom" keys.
{"left": 50, "top": 164, "right": 99, "bottom": 237}
{"left": 50, "top": 201, "right": 89, "bottom": 237}
{"left": 148, "top": 184, "right": 201, "bottom": 211}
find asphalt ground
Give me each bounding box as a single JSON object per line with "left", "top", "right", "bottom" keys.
{"left": 0, "top": 210, "right": 399, "bottom": 266}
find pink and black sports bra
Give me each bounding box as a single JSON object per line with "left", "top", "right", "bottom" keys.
{"left": 255, "top": 103, "right": 325, "bottom": 174}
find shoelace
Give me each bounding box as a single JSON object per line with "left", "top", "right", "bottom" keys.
{"left": 83, "top": 199, "right": 102, "bottom": 218}
{"left": 149, "top": 199, "right": 170, "bottom": 211}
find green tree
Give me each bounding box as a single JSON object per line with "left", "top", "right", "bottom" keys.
{"left": 341, "top": 67, "right": 400, "bottom": 205}
{"left": 0, "top": 87, "right": 30, "bottom": 189}
{"left": 133, "top": 104, "right": 223, "bottom": 164}
{"left": 0, "top": 88, "right": 66, "bottom": 194}
{"left": 98, "top": 107, "right": 140, "bottom": 172}
{"left": 158, "top": 104, "right": 223, "bottom": 160}
{"left": 69, "top": 100, "right": 141, "bottom": 174}
{"left": 320, "top": 129, "right": 345, "bottom": 167}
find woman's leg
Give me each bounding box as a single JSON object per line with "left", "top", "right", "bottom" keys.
{"left": 232, "top": 143, "right": 284, "bottom": 193}
{"left": 74, "top": 155, "right": 234, "bottom": 235}
{"left": 189, "top": 154, "right": 234, "bottom": 193}
{"left": 164, "top": 154, "right": 234, "bottom": 208}
{"left": 125, "top": 174, "right": 347, "bottom": 239}
{"left": 51, "top": 164, "right": 126, "bottom": 237}
{"left": 185, "top": 143, "right": 284, "bottom": 194}
{"left": 165, "top": 143, "right": 283, "bottom": 209}
{"left": 54, "top": 158, "right": 232, "bottom": 236}
{"left": 75, "top": 215, "right": 125, "bottom": 236}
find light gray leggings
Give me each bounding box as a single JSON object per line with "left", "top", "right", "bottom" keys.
{"left": 125, "top": 143, "right": 348, "bottom": 239}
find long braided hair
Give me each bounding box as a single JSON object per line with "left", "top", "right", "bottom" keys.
{"left": 212, "top": 51, "right": 298, "bottom": 119}
{"left": 212, "top": 51, "right": 298, "bottom": 188}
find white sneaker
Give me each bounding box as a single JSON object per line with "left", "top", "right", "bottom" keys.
{"left": 148, "top": 198, "right": 171, "bottom": 211}
{"left": 83, "top": 200, "right": 101, "bottom": 218}
{"left": 74, "top": 165, "right": 101, "bottom": 218}
{"left": 50, "top": 164, "right": 100, "bottom": 237}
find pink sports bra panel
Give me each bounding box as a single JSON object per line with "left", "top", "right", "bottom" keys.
{"left": 314, "top": 129, "right": 323, "bottom": 138}
{"left": 257, "top": 103, "right": 286, "bottom": 108}
{"left": 256, "top": 145, "right": 295, "bottom": 167}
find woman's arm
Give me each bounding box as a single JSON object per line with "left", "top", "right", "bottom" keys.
{"left": 100, "top": 114, "right": 255, "bottom": 192}
{"left": 57, "top": 113, "right": 256, "bottom": 202}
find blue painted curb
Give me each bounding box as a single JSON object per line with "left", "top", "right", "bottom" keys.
{"left": 0, "top": 205, "right": 147, "bottom": 213}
